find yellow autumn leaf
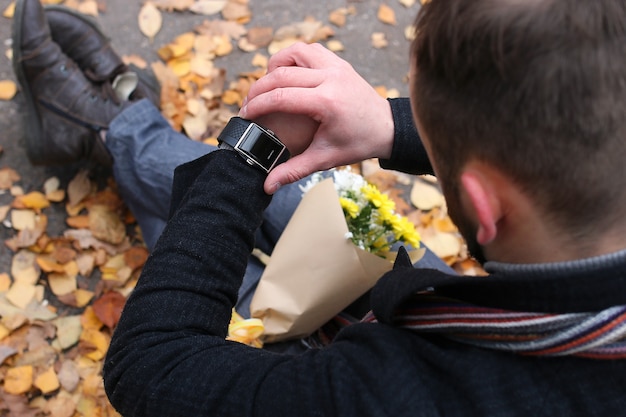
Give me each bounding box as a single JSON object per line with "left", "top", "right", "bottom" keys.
{"left": 34, "top": 367, "right": 60, "bottom": 394}
{"left": 48, "top": 272, "right": 77, "bottom": 296}
{"left": 80, "top": 328, "right": 110, "bottom": 361}
{"left": 0, "top": 80, "right": 17, "bottom": 100}
{"left": 0, "top": 323, "right": 9, "bottom": 341}
{"left": 74, "top": 289, "right": 95, "bottom": 308}
{"left": 4, "top": 365, "right": 33, "bottom": 395}
{"left": 378, "top": 3, "right": 397, "bottom": 25}
{"left": 138, "top": 2, "right": 162, "bottom": 42}
{"left": 221, "top": 89, "right": 241, "bottom": 106}
{"left": 6, "top": 281, "right": 36, "bottom": 309}
{"left": 0, "top": 272, "right": 11, "bottom": 292}
{"left": 36, "top": 255, "right": 67, "bottom": 273}
{"left": 2, "top": 1, "right": 15, "bottom": 18}
{"left": 81, "top": 306, "right": 104, "bottom": 330}
{"left": 326, "top": 40, "right": 344, "bottom": 52}
{"left": 329, "top": 8, "right": 347, "bottom": 27}
{"left": 168, "top": 57, "right": 192, "bottom": 77}
{"left": 82, "top": 374, "right": 103, "bottom": 397}
{"left": 173, "top": 32, "right": 196, "bottom": 52}
{"left": 213, "top": 34, "right": 233, "bottom": 56}
{"left": 77, "top": 0, "right": 98, "bottom": 16}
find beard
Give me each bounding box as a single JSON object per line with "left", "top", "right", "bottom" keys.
{"left": 442, "top": 180, "right": 488, "bottom": 265}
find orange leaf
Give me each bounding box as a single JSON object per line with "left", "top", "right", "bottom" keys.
{"left": 15, "top": 191, "right": 50, "bottom": 210}
{"left": 91, "top": 291, "right": 126, "bottom": 328}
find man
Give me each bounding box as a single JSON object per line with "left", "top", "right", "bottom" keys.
{"left": 13, "top": 0, "right": 626, "bottom": 416}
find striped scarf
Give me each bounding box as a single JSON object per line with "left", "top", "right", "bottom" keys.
{"left": 314, "top": 294, "right": 626, "bottom": 359}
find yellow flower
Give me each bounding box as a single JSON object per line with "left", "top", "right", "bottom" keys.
{"left": 392, "top": 216, "right": 421, "bottom": 248}
{"left": 340, "top": 197, "right": 360, "bottom": 218}
{"left": 362, "top": 184, "right": 395, "bottom": 211}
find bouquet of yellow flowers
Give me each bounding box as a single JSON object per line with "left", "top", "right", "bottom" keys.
{"left": 301, "top": 168, "right": 421, "bottom": 257}
{"left": 251, "top": 168, "right": 424, "bottom": 342}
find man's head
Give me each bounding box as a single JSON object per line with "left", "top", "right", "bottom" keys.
{"left": 409, "top": 0, "right": 626, "bottom": 263}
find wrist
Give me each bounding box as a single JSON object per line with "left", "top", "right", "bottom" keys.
{"left": 377, "top": 98, "right": 396, "bottom": 160}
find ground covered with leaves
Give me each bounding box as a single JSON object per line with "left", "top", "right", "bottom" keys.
{"left": 0, "top": 0, "right": 480, "bottom": 415}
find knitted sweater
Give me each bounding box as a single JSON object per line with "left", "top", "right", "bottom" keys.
{"left": 104, "top": 99, "right": 626, "bottom": 416}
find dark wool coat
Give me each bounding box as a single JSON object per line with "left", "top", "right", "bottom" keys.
{"left": 104, "top": 99, "right": 626, "bottom": 416}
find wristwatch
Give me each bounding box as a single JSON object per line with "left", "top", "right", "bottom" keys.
{"left": 217, "top": 117, "right": 290, "bottom": 173}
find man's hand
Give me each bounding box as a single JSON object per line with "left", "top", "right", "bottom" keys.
{"left": 240, "top": 42, "right": 395, "bottom": 194}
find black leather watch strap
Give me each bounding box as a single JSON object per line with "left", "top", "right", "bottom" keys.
{"left": 218, "top": 117, "right": 251, "bottom": 148}
{"left": 217, "top": 117, "right": 290, "bottom": 173}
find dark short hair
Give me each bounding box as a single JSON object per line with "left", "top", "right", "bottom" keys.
{"left": 411, "top": 0, "right": 626, "bottom": 237}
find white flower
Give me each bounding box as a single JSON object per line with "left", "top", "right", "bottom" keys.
{"left": 331, "top": 167, "right": 367, "bottom": 198}
{"left": 299, "top": 172, "right": 325, "bottom": 195}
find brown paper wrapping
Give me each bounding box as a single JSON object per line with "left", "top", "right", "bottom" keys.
{"left": 250, "top": 178, "right": 420, "bottom": 342}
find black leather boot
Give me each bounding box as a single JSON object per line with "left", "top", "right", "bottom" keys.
{"left": 45, "top": 5, "right": 160, "bottom": 106}
{"left": 12, "top": 0, "right": 137, "bottom": 166}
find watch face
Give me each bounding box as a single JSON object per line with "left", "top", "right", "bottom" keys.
{"left": 238, "top": 125, "right": 285, "bottom": 171}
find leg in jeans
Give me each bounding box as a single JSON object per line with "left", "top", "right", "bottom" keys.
{"left": 105, "top": 99, "right": 456, "bottom": 322}
{"left": 105, "top": 99, "right": 315, "bottom": 318}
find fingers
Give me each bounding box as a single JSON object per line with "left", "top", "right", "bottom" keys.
{"left": 267, "top": 42, "right": 343, "bottom": 72}
{"left": 241, "top": 85, "right": 328, "bottom": 121}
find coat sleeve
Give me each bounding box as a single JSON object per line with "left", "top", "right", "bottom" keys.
{"left": 102, "top": 151, "right": 392, "bottom": 417}
{"left": 379, "top": 97, "right": 434, "bottom": 175}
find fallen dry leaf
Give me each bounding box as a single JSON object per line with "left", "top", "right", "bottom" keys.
{"left": 66, "top": 169, "right": 92, "bottom": 208}
{"left": 2, "top": 1, "right": 15, "bottom": 18}
{"left": 91, "top": 291, "right": 126, "bottom": 328}
{"left": 410, "top": 178, "right": 445, "bottom": 210}
{"left": 138, "top": 2, "right": 162, "bottom": 42}
{"left": 0, "top": 80, "right": 17, "bottom": 101}
{"left": 378, "top": 3, "right": 397, "bottom": 25}
{"left": 371, "top": 32, "right": 388, "bottom": 49}
{"left": 3, "top": 365, "right": 33, "bottom": 395}
{"left": 88, "top": 205, "right": 126, "bottom": 245}
{"left": 5, "top": 282, "right": 36, "bottom": 309}
{"left": 189, "top": 0, "right": 227, "bottom": 15}
{"left": 34, "top": 366, "right": 60, "bottom": 394}
{"left": 10, "top": 210, "right": 36, "bottom": 231}
{"left": 0, "top": 167, "right": 20, "bottom": 190}
{"left": 151, "top": 0, "right": 195, "bottom": 11}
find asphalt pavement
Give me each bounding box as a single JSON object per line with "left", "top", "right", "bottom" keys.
{"left": 0, "top": 0, "right": 421, "bottom": 272}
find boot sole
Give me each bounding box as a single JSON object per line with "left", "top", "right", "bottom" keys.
{"left": 45, "top": 5, "right": 162, "bottom": 96}
{"left": 11, "top": 0, "right": 47, "bottom": 165}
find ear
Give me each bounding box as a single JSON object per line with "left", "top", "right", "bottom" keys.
{"left": 459, "top": 169, "right": 501, "bottom": 245}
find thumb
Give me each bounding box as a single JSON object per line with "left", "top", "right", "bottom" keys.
{"left": 263, "top": 153, "right": 326, "bottom": 195}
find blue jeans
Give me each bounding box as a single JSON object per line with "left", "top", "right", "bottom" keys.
{"left": 106, "top": 99, "right": 455, "bottom": 319}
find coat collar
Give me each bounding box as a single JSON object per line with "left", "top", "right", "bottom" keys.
{"left": 372, "top": 247, "right": 626, "bottom": 324}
